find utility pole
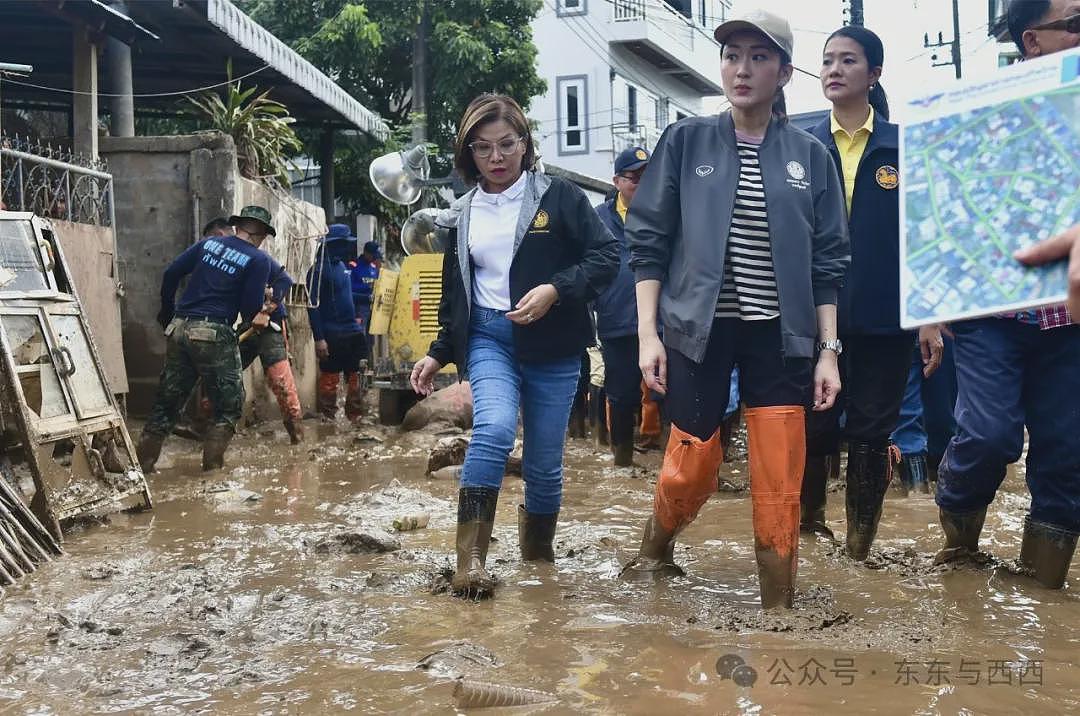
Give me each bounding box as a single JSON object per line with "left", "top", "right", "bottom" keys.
{"left": 843, "top": 0, "right": 864, "bottom": 27}
{"left": 411, "top": 0, "right": 430, "bottom": 144}
{"left": 924, "top": 0, "right": 962, "bottom": 79}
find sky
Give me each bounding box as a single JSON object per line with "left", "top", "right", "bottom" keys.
{"left": 714, "top": 0, "right": 1010, "bottom": 120}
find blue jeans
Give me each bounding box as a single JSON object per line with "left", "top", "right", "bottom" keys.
{"left": 937, "top": 318, "right": 1080, "bottom": 532}
{"left": 461, "top": 307, "right": 581, "bottom": 514}
{"left": 890, "top": 335, "right": 957, "bottom": 458}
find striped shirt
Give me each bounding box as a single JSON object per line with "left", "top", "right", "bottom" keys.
{"left": 715, "top": 138, "right": 780, "bottom": 320}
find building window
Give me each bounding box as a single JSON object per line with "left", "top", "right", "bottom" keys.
{"left": 627, "top": 85, "right": 638, "bottom": 130}
{"left": 698, "top": 0, "right": 707, "bottom": 27}
{"left": 656, "top": 97, "right": 666, "bottom": 129}
{"left": 557, "top": 75, "right": 588, "bottom": 155}
{"left": 556, "top": 0, "right": 586, "bottom": 17}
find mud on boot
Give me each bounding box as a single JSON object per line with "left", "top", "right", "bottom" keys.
{"left": 933, "top": 506, "right": 987, "bottom": 565}
{"left": 451, "top": 487, "right": 499, "bottom": 599}
{"left": 136, "top": 430, "right": 166, "bottom": 474}
{"left": 201, "top": 424, "right": 235, "bottom": 471}
{"left": 283, "top": 418, "right": 305, "bottom": 445}
{"left": 894, "top": 453, "right": 930, "bottom": 497}
{"left": 844, "top": 442, "right": 893, "bottom": 561}
{"left": 1018, "top": 517, "right": 1078, "bottom": 589}
{"left": 620, "top": 515, "right": 684, "bottom": 578}
{"left": 517, "top": 506, "right": 558, "bottom": 562}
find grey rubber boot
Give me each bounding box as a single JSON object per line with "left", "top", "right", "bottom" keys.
{"left": 933, "top": 506, "right": 987, "bottom": 564}
{"left": 620, "top": 515, "right": 684, "bottom": 578}
{"left": 1019, "top": 517, "right": 1078, "bottom": 589}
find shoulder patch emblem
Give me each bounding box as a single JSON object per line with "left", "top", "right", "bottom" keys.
{"left": 786, "top": 161, "right": 806, "bottom": 181}
{"left": 875, "top": 165, "right": 899, "bottom": 190}
{"left": 532, "top": 210, "right": 550, "bottom": 229}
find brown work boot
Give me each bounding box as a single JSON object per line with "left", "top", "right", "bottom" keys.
{"left": 517, "top": 505, "right": 558, "bottom": 562}
{"left": 933, "top": 506, "right": 987, "bottom": 564}
{"left": 1018, "top": 517, "right": 1078, "bottom": 589}
{"left": 201, "top": 424, "right": 235, "bottom": 472}
{"left": 451, "top": 487, "right": 499, "bottom": 598}
{"left": 136, "top": 430, "right": 166, "bottom": 474}
{"left": 283, "top": 418, "right": 305, "bottom": 445}
{"left": 800, "top": 453, "right": 834, "bottom": 539}
{"left": 746, "top": 406, "right": 805, "bottom": 610}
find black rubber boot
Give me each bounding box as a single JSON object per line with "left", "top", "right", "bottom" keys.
{"left": 201, "top": 424, "right": 235, "bottom": 472}
{"left": 800, "top": 453, "right": 833, "bottom": 538}
{"left": 933, "top": 506, "right": 987, "bottom": 564}
{"left": 517, "top": 505, "right": 558, "bottom": 562}
{"left": 844, "top": 442, "right": 893, "bottom": 561}
{"left": 609, "top": 402, "right": 636, "bottom": 467}
{"left": 1019, "top": 517, "right": 1078, "bottom": 589}
{"left": 567, "top": 393, "right": 588, "bottom": 439}
{"left": 136, "top": 430, "right": 166, "bottom": 474}
{"left": 451, "top": 487, "right": 499, "bottom": 598}
{"left": 895, "top": 453, "right": 930, "bottom": 497}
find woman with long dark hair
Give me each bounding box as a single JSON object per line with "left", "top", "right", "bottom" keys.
{"left": 621, "top": 10, "right": 850, "bottom": 609}
{"left": 800, "top": 26, "right": 944, "bottom": 559}
{"left": 411, "top": 94, "right": 618, "bottom": 598}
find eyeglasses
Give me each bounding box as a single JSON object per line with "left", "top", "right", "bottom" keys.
{"left": 1030, "top": 14, "right": 1080, "bottom": 33}
{"left": 617, "top": 172, "right": 644, "bottom": 184}
{"left": 469, "top": 136, "right": 524, "bottom": 159}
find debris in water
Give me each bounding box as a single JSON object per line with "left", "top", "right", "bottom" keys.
{"left": 452, "top": 678, "right": 558, "bottom": 709}
{"left": 313, "top": 528, "right": 401, "bottom": 554}
{"left": 429, "top": 465, "right": 463, "bottom": 481}
{"left": 393, "top": 513, "right": 430, "bottom": 531}
{"left": 427, "top": 436, "right": 469, "bottom": 474}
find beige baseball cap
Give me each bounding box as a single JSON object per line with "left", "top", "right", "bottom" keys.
{"left": 713, "top": 9, "right": 794, "bottom": 58}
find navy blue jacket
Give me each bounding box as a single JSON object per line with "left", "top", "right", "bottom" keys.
{"left": 162, "top": 235, "right": 271, "bottom": 324}
{"left": 306, "top": 250, "right": 363, "bottom": 341}
{"left": 593, "top": 197, "right": 638, "bottom": 340}
{"left": 811, "top": 115, "right": 905, "bottom": 336}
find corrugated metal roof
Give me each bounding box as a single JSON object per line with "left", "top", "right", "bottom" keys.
{"left": 204, "top": 0, "right": 388, "bottom": 140}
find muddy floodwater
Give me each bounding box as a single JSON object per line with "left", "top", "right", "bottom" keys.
{"left": 0, "top": 416, "right": 1076, "bottom": 714}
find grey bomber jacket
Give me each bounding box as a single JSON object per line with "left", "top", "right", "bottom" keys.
{"left": 626, "top": 112, "right": 851, "bottom": 361}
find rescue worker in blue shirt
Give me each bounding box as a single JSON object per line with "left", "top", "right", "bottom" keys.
{"left": 138, "top": 205, "right": 274, "bottom": 473}
{"left": 307, "top": 224, "right": 367, "bottom": 421}
{"left": 349, "top": 240, "right": 381, "bottom": 332}
{"left": 238, "top": 256, "right": 305, "bottom": 444}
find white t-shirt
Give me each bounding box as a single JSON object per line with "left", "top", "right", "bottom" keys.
{"left": 468, "top": 171, "right": 528, "bottom": 311}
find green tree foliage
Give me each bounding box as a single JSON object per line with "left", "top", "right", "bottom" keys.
{"left": 237, "top": 0, "right": 546, "bottom": 219}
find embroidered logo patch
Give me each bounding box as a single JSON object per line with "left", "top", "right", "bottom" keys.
{"left": 635, "top": 149, "right": 648, "bottom": 161}
{"left": 695, "top": 165, "right": 714, "bottom": 177}
{"left": 875, "top": 165, "right": 899, "bottom": 189}
{"left": 786, "top": 161, "right": 806, "bottom": 181}
{"left": 532, "top": 210, "right": 550, "bottom": 229}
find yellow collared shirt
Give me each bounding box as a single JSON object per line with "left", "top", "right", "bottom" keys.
{"left": 831, "top": 106, "right": 875, "bottom": 212}
{"left": 615, "top": 192, "right": 628, "bottom": 222}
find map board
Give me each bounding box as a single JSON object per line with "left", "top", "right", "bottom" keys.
{"left": 900, "top": 48, "right": 1079, "bottom": 328}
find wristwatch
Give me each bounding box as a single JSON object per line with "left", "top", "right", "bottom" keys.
{"left": 818, "top": 339, "right": 843, "bottom": 356}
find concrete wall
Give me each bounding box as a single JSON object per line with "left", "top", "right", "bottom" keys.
{"left": 100, "top": 133, "right": 326, "bottom": 421}
{"left": 50, "top": 220, "right": 128, "bottom": 394}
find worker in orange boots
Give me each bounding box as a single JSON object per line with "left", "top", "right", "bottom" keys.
{"left": 619, "top": 10, "right": 849, "bottom": 609}
{"left": 307, "top": 224, "right": 368, "bottom": 422}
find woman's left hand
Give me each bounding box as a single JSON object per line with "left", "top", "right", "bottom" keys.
{"left": 507, "top": 283, "right": 559, "bottom": 326}
{"left": 812, "top": 353, "right": 841, "bottom": 412}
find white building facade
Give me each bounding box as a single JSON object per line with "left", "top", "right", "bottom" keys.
{"left": 531, "top": 0, "right": 731, "bottom": 182}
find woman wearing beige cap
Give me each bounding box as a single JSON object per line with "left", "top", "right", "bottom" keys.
{"left": 621, "top": 9, "right": 850, "bottom": 609}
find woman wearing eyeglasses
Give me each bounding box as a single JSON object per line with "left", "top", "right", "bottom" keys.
{"left": 621, "top": 10, "right": 850, "bottom": 610}
{"left": 411, "top": 94, "right": 619, "bottom": 599}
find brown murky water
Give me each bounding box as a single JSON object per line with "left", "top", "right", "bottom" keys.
{"left": 0, "top": 417, "right": 1076, "bottom": 714}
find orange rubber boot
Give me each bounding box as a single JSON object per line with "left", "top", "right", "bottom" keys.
{"left": 344, "top": 372, "right": 365, "bottom": 422}
{"left": 637, "top": 380, "right": 662, "bottom": 450}
{"left": 317, "top": 371, "right": 339, "bottom": 419}
{"left": 746, "top": 406, "right": 806, "bottom": 610}
{"left": 266, "top": 360, "right": 304, "bottom": 443}
{"left": 622, "top": 424, "right": 723, "bottom": 576}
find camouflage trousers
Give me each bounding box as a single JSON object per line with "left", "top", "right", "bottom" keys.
{"left": 145, "top": 318, "right": 244, "bottom": 436}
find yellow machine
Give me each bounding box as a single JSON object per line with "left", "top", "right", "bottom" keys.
{"left": 367, "top": 252, "right": 456, "bottom": 424}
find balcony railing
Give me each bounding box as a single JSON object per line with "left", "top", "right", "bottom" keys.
{"left": 0, "top": 136, "right": 114, "bottom": 227}
{"left": 614, "top": 0, "right": 645, "bottom": 22}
